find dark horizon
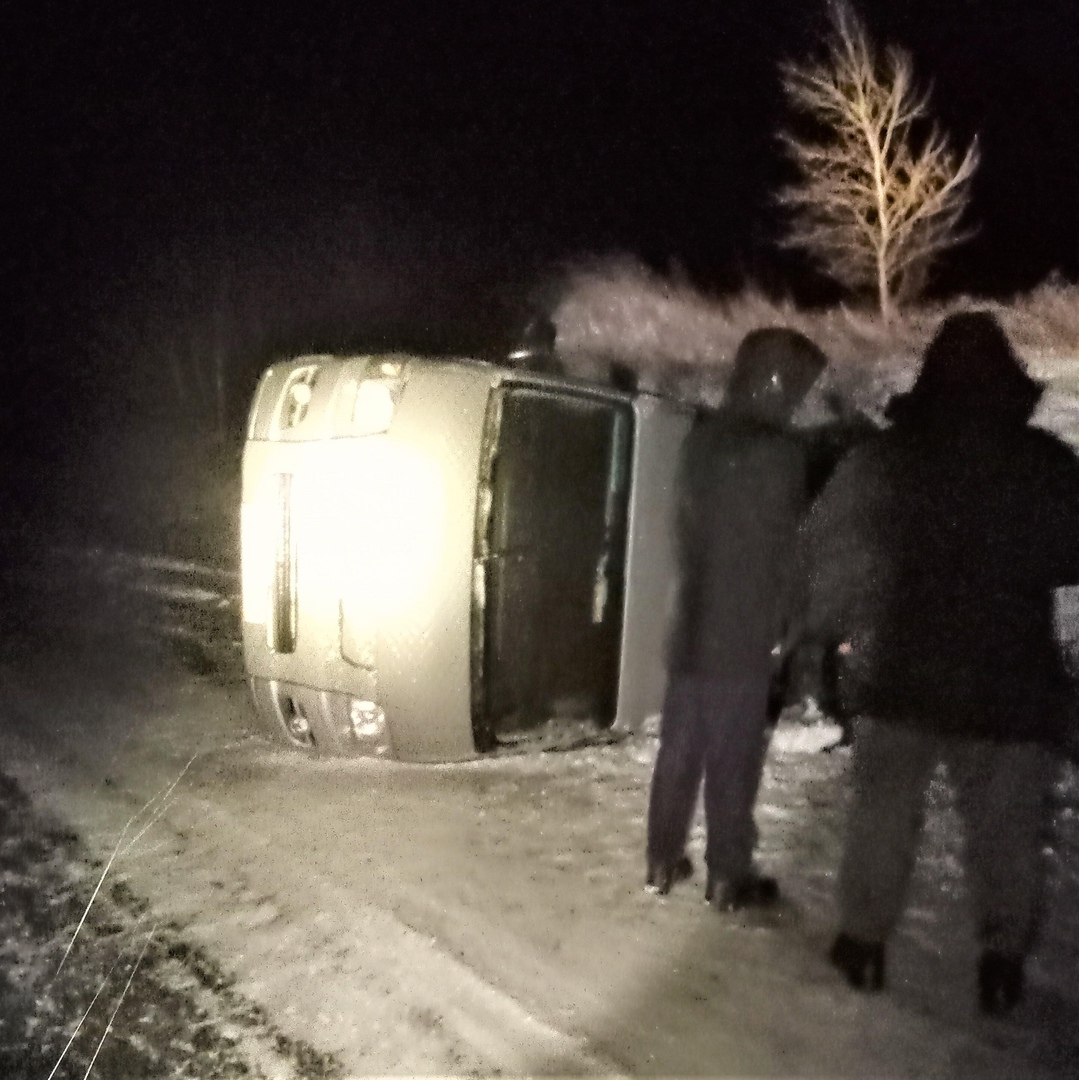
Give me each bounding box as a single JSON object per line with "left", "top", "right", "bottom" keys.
{"left": 4, "top": 0, "right": 1078, "bottom": 450}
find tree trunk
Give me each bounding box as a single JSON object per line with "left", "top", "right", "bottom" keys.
{"left": 877, "top": 254, "right": 895, "bottom": 322}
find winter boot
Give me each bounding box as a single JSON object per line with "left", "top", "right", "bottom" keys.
{"left": 978, "top": 950, "right": 1024, "bottom": 1016}
{"left": 706, "top": 872, "right": 780, "bottom": 911}
{"left": 829, "top": 932, "right": 886, "bottom": 991}
{"left": 645, "top": 854, "right": 694, "bottom": 895}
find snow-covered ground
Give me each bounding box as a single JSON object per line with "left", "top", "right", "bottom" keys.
{"left": 2, "top": 541, "right": 1078, "bottom": 1077}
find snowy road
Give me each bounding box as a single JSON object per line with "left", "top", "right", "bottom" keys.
{"left": 1, "top": 538, "right": 1078, "bottom": 1076}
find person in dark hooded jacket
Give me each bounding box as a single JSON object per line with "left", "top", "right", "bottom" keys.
{"left": 646, "top": 328, "right": 827, "bottom": 909}
{"left": 799, "top": 311, "right": 1079, "bottom": 1014}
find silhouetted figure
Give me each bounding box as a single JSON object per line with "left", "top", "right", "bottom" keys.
{"left": 646, "top": 328, "right": 827, "bottom": 909}
{"left": 800, "top": 311, "right": 1079, "bottom": 1014}
{"left": 508, "top": 314, "right": 563, "bottom": 375}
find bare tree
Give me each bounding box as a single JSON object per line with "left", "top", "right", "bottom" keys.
{"left": 776, "top": 1, "right": 980, "bottom": 319}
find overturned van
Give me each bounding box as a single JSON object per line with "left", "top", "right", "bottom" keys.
{"left": 241, "top": 354, "right": 692, "bottom": 762}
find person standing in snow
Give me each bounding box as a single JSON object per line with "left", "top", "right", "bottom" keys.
{"left": 646, "top": 328, "right": 827, "bottom": 910}
{"left": 800, "top": 311, "right": 1079, "bottom": 1014}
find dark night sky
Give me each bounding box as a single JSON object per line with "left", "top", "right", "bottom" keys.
{"left": 3, "top": 0, "right": 1078, "bottom": 438}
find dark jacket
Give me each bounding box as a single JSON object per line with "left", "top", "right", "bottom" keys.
{"left": 801, "top": 313, "right": 1079, "bottom": 746}
{"left": 666, "top": 326, "right": 828, "bottom": 682}
{"left": 668, "top": 411, "right": 809, "bottom": 676}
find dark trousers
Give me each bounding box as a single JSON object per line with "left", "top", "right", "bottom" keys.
{"left": 647, "top": 668, "right": 772, "bottom": 882}
{"left": 840, "top": 717, "right": 1056, "bottom": 956}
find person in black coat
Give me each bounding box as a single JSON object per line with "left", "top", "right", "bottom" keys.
{"left": 646, "top": 328, "right": 827, "bottom": 909}
{"left": 799, "top": 311, "right": 1079, "bottom": 1014}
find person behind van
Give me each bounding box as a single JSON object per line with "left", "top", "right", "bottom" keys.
{"left": 771, "top": 375, "right": 882, "bottom": 736}
{"left": 646, "top": 328, "right": 827, "bottom": 910}
{"left": 800, "top": 311, "right": 1079, "bottom": 1013}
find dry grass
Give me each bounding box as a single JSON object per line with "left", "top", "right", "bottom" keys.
{"left": 551, "top": 258, "right": 1079, "bottom": 424}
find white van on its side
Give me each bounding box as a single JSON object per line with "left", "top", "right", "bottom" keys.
{"left": 241, "top": 354, "right": 691, "bottom": 762}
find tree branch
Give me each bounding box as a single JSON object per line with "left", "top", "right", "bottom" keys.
{"left": 775, "top": 0, "right": 978, "bottom": 316}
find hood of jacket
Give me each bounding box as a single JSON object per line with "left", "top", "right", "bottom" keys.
{"left": 886, "top": 311, "right": 1043, "bottom": 428}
